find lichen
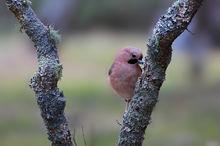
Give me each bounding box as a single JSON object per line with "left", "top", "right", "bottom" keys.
{"left": 53, "top": 63, "right": 63, "bottom": 81}
{"left": 22, "top": 0, "right": 32, "bottom": 6}
{"left": 48, "top": 25, "right": 62, "bottom": 45}
{"left": 38, "top": 57, "right": 63, "bottom": 80}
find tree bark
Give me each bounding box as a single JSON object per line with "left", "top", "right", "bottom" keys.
{"left": 118, "top": 0, "right": 204, "bottom": 145}
{"left": 5, "top": 0, "right": 74, "bottom": 145}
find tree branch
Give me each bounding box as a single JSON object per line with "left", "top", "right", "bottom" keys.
{"left": 5, "top": 0, "right": 74, "bottom": 145}
{"left": 118, "top": 0, "right": 204, "bottom": 145}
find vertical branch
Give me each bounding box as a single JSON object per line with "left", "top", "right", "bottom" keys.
{"left": 5, "top": 0, "right": 74, "bottom": 145}
{"left": 118, "top": 0, "right": 204, "bottom": 145}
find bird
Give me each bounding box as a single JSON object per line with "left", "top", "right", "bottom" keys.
{"left": 108, "top": 47, "right": 143, "bottom": 111}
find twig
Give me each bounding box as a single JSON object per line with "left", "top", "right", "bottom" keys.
{"left": 72, "top": 128, "right": 78, "bottom": 146}
{"left": 116, "top": 119, "right": 122, "bottom": 127}
{"left": 81, "top": 126, "right": 87, "bottom": 146}
{"left": 186, "top": 28, "right": 197, "bottom": 35}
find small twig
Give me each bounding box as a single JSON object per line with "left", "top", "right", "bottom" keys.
{"left": 186, "top": 28, "right": 197, "bottom": 35}
{"left": 116, "top": 119, "right": 122, "bottom": 127}
{"left": 81, "top": 126, "right": 87, "bottom": 146}
{"left": 72, "top": 128, "right": 78, "bottom": 146}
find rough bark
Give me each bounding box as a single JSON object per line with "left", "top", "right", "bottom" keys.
{"left": 118, "top": 0, "right": 204, "bottom": 145}
{"left": 5, "top": 0, "right": 73, "bottom": 145}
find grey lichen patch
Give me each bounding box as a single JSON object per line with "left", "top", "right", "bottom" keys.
{"left": 29, "top": 57, "right": 63, "bottom": 93}
{"left": 53, "top": 63, "right": 63, "bottom": 81}
{"left": 48, "top": 25, "right": 62, "bottom": 45}
{"left": 29, "top": 73, "right": 41, "bottom": 92}
{"left": 38, "top": 56, "right": 51, "bottom": 65}
{"left": 21, "top": 0, "right": 32, "bottom": 6}
{"left": 38, "top": 57, "right": 63, "bottom": 80}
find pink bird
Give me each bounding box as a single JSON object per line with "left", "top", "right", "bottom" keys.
{"left": 108, "top": 47, "right": 143, "bottom": 111}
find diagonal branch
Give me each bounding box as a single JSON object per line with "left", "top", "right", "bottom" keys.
{"left": 118, "top": 0, "right": 204, "bottom": 145}
{"left": 5, "top": 0, "right": 74, "bottom": 145}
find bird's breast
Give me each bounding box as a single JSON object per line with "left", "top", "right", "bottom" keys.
{"left": 108, "top": 62, "right": 142, "bottom": 100}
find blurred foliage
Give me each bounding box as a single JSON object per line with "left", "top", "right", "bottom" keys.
{"left": 2, "top": 0, "right": 220, "bottom": 43}
{"left": 0, "top": 0, "right": 171, "bottom": 31}
{"left": 1, "top": 0, "right": 220, "bottom": 145}
{"left": 75, "top": 0, "right": 163, "bottom": 29}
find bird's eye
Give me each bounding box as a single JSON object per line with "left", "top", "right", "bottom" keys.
{"left": 132, "top": 54, "right": 136, "bottom": 58}
{"left": 139, "top": 55, "right": 143, "bottom": 60}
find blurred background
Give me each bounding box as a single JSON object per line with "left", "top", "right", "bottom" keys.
{"left": 0, "top": 0, "right": 220, "bottom": 146}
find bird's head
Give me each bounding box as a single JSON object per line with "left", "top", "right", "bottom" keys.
{"left": 116, "top": 47, "right": 143, "bottom": 65}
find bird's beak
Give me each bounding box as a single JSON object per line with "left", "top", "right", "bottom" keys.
{"left": 138, "top": 59, "right": 144, "bottom": 65}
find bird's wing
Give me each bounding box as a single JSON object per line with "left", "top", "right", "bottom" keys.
{"left": 108, "top": 63, "right": 115, "bottom": 75}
